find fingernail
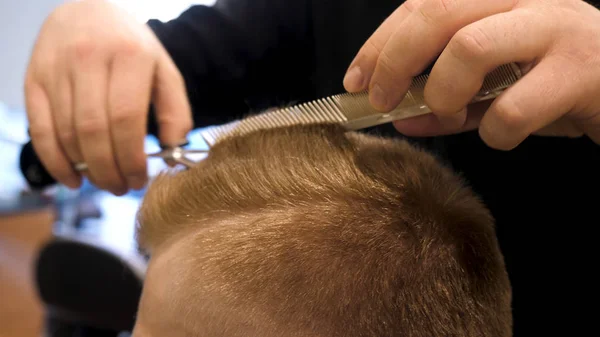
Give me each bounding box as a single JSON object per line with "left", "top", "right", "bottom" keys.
{"left": 370, "top": 84, "right": 388, "bottom": 111}
{"left": 343, "top": 66, "right": 364, "bottom": 92}
{"left": 127, "top": 175, "right": 147, "bottom": 190}
{"left": 64, "top": 177, "right": 82, "bottom": 190}
{"left": 113, "top": 188, "right": 128, "bottom": 197}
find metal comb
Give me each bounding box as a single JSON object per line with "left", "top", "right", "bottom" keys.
{"left": 200, "top": 63, "right": 522, "bottom": 147}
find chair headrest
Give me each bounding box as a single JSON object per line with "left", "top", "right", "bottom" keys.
{"left": 34, "top": 238, "right": 145, "bottom": 332}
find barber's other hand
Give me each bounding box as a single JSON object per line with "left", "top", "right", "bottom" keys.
{"left": 25, "top": 0, "right": 192, "bottom": 195}
{"left": 344, "top": 0, "right": 600, "bottom": 150}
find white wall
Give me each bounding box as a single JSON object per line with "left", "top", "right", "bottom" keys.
{"left": 0, "top": 0, "right": 65, "bottom": 109}
{"left": 0, "top": 0, "right": 215, "bottom": 109}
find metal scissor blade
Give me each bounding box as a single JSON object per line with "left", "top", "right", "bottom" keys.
{"left": 146, "top": 146, "right": 206, "bottom": 169}
{"left": 176, "top": 156, "right": 199, "bottom": 168}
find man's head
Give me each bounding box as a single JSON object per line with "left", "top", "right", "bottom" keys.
{"left": 132, "top": 124, "right": 512, "bottom": 337}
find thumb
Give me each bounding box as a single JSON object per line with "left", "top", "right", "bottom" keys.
{"left": 152, "top": 50, "right": 193, "bottom": 146}
{"left": 392, "top": 100, "right": 490, "bottom": 137}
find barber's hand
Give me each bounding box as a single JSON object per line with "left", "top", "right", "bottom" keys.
{"left": 25, "top": 0, "right": 192, "bottom": 195}
{"left": 344, "top": 0, "right": 600, "bottom": 149}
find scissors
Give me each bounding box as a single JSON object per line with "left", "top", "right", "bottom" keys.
{"left": 70, "top": 140, "right": 207, "bottom": 173}
{"left": 146, "top": 140, "right": 208, "bottom": 169}
{"left": 21, "top": 131, "right": 208, "bottom": 190}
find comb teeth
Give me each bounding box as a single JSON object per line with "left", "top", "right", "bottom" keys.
{"left": 478, "top": 62, "right": 521, "bottom": 94}
{"left": 200, "top": 95, "right": 351, "bottom": 145}
{"left": 200, "top": 63, "right": 522, "bottom": 147}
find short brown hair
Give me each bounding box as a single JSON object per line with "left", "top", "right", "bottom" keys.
{"left": 136, "top": 123, "right": 512, "bottom": 336}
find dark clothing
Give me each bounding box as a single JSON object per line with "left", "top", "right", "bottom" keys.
{"left": 148, "top": 0, "right": 600, "bottom": 335}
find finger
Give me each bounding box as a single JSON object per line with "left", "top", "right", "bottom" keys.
{"left": 367, "top": 0, "right": 517, "bottom": 112}
{"left": 108, "top": 49, "right": 154, "bottom": 190}
{"left": 152, "top": 50, "right": 193, "bottom": 147}
{"left": 343, "top": 0, "right": 423, "bottom": 92}
{"left": 424, "top": 9, "right": 556, "bottom": 118}
{"left": 25, "top": 74, "right": 81, "bottom": 188}
{"left": 49, "top": 71, "right": 85, "bottom": 166}
{"left": 71, "top": 43, "right": 127, "bottom": 195}
{"left": 479, "top": 56, "right": 581, "bottom": 150}
{"left": 533, "top": 120, "right": 583, "bottom": 138}
{"left": 43, "top": 33, "right": 86, "bottom": 168}
{"left": 393, "top": 100, "right": 489, "bottom": 136}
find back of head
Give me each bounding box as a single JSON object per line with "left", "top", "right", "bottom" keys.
{"left": 135, "top": 124, "right": 512, "bottom": 337}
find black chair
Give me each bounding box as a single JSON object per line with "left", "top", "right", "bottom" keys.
{"left": 34, "top": 237, "right": 145, "bottom": 337}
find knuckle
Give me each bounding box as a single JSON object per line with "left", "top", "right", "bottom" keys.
{"left": 438, "top": 0, "right": 459, "bottom": 13}
{"left": 57, "top": 127, "right": 77, "bottom": 146}
{"left": 70, "top": 35, "right": 98, "bottom": 63}
{"left": 375, "top": 50, "right": 414, "bottom": 89}
{"left": 418, "top": 0, "right": 457, "bottom": 23}
{"left": 417, "top": 7, "right": 436, "bottom": 25}
{"left": 111, "top": 108, "right": 139, "bottom": 126}
{"left": 402, "top": 0, "right": 420, "bottom": 14}
{"left": 115, "top": 38, "right": 150, "bottom": 57}
{"left": 76, "top": 115, "right": 107, "bottom": 136}
{"left": 449, "top": 26, "right": 493, "bottom": 62}
{"left": 377, "top": 49, "right": 402, "bottom": 77}
{"left": 365, "top": 37, "right": 383, "bottom": 55}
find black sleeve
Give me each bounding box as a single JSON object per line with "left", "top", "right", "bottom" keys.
{"left": 145, "top": 0, "right": 313, "bottom": 136}
{"left": 586, "top": 0, "right": 600, "bottom": 7}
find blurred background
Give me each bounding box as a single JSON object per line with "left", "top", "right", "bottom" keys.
{"left": 0, "top": 1, "right": 214, "bottom": 337}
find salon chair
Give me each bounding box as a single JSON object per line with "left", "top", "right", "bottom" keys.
{"left": 34, "top": 234, "right": 146, "bottom": 337}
